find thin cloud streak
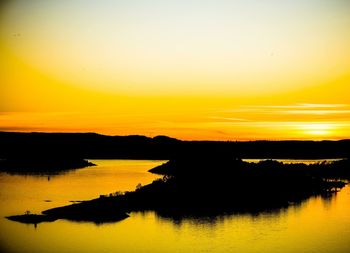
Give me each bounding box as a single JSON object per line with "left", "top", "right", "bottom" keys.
{"left": 243, "top": 104, "right": 348, "bottom": 109}
{"left": 208, "top": 116, "right": 249, "bottom": 122}
{"left": 222, "top": 104, "right": 350, "bottom": 116}
{"left": 281, "top": 110, "right": 350, "bottom": 115}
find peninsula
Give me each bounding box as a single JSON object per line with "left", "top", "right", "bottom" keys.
{"left": 17, "top": 158, "right": 350, "bottom": 224}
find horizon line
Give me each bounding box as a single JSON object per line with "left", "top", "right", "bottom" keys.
{"left": 0, "top": 131, "right": 349, "bottom": 143}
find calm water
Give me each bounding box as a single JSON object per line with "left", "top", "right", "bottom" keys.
{"left": 1, "top": 159, "right": 350, "bottom": 253}
{"left": 243, "top": 158, "right": 343, "bottom": 165}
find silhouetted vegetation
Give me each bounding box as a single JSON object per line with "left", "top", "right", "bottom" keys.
{"left": 3, "top": 132, "right": 349, "bottom": 224}
{"left": 150, "top": 157, "right": 350, "bottom": 180}
{"left": 0, "top": 132, "right": 349, "bottom": 160}
{"left": 42, "top": 199, "right": 129, "bottom": 224}
{"left": 40, "top": 158, "right": 349, "bottom": 223}
{"left": 0, "top": 157, "right": 95, "bottom": 175}
{"left": 6, "top": 214, "right": 57, "bottom": 224}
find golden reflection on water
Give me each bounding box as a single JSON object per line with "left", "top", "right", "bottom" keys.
{"left": 0, "top": 160, "right": 165, "bottom": 215}
{"left": 243, "top": 159, "right": 343, "bottom": 165}
{"left": 1, "top": 160, "right": 350, "bottom": 253}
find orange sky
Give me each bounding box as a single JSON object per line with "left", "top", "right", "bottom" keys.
{"left": 1, "top": 1, "right": 349, "bottom": 140}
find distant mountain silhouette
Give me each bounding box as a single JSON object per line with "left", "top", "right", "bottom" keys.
{"left": 0, "top": 132, "right": 349, "bottom": 160}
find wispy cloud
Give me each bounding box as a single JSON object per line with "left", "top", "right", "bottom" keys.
{"left": 208, "top": 116, "right": 248, "bottom": 122}
{"left": 222, "top": 104, "right": 350, "bottom": 117}
{"left": 281, "top": 110, "right": 350, "bottom": 115}
{"left": 207, "top": 103, "right": 350, "bottom": 139}
{"left": 245, "top": 104, "right": 348, "bottom": 109}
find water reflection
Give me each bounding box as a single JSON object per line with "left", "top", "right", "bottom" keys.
{"left": 0, "top": 160, "right": 165, "bottom": 217}
{"left": 1, "top": 169, "right": 73, "bottom": 177}
{"left": 152, "top": 208, "right": 285, "bottom": 227}
{"left": 243, "top": 158, "right": 343, "bottom": 165}
{"left": 1, "top": 160, "right": 350, "bottom": 253}
{"left": 150, "top": 192, "right": 333, "bottom": 227}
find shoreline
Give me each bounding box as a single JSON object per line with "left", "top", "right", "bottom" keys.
{"left": 34, "top": 159, "right": 350, "bottom": 223}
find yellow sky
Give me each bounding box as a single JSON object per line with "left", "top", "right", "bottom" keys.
{"left": 1, "top": 0, "right": 349, "bottom": 140}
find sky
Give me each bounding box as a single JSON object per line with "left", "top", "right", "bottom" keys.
{"left": 0, "top": 0, "right": 349, "bottom": 140}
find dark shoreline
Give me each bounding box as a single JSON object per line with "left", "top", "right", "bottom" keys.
{"left": 1, "top": 131, "right": 349, "bottom": 225}
{"left": 26, "top": 158, "right": 349, "bottom": 224}
{"left": 0, "top": 158, "right": 95, "bottom": 175}
{"left": 6, "top": 214, "right": 57, "bottom": 224}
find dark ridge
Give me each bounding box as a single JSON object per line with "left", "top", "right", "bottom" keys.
{"left": 0, "top": 132, "right": 349, "bottom": 160}
{"left": 0, "top": 132, "right": 181, "bottom": 159}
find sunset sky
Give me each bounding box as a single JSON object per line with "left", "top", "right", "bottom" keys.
{"left": 1, "top": 0, "right": 349, "bottom": 140}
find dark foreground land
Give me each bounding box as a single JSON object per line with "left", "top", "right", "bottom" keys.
{"left": 1, "top": 132, "right": 349, "bottom": 224}
{"left": 36, "top": 158, "right": 350, "bottom": 224}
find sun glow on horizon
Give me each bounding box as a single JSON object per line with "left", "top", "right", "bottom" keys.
{"left": 298, "top": 123, "right": 335, "bottom": 137}
{"left": 1, "top": 1, "right": 350, "bottom": 140}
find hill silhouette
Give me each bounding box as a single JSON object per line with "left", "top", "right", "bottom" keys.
{"left": 0, "top": 132, "right": 349, "bottom": 161}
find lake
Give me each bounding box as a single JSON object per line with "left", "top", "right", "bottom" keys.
{"left": 1, "top": 159, "right": 350, "bottom": 253}
{"left": 243, "top": 159, "right": 343, "bottom": 165}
